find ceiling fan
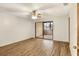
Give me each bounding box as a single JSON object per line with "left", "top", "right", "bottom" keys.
{"left": 24, "top": 3, "right": 69, "bottom": 20}
{"left": 32, "top": 10, "right": 42, "bottom": 19}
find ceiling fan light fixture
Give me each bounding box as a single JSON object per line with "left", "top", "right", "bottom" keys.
{"left": 32, "top": 15, "right": 37, "bottom": 19}
{"left": 32, "top": 10, "right": 37, "bottom": 19}
{"left": 37, "top": 13, "right": 41, "bottom": 18}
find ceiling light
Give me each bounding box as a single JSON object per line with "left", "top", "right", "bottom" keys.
{"left": 32, "top": 15, "right": 37, "bottom": 19}
{"left": 32, "top": 10, "right": 42, "bottom": 20}
{"left": 32, "top": 10, "right": 37, "bottom": 19}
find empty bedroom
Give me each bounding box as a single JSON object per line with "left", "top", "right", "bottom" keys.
{"left": 0, "top": 3, "right": 77, "bottom": 56}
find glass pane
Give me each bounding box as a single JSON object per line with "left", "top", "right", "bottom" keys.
{"left": 51, "top": 22, "right": 53, "bottom": 30}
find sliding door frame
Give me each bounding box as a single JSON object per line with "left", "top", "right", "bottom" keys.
{"left": 35, "top": 21, "right": 53, "bottom": 40}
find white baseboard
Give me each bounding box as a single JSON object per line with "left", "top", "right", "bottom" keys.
{"left": 0, "top": 37, "right": 34, "bottom": 47}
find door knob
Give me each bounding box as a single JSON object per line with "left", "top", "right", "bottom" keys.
{"left": 73, "top": 46, "right": 79, "bottom": 49}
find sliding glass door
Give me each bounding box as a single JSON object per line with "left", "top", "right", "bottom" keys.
{"left": 43, "top": 21, "right": 53, "bottom": 39}
{"left": 35, "top": 21, "right": 53, "bottom": 40}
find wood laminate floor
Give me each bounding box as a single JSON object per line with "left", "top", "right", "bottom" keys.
{"left": 0, "top": 38, "right": 71, "bottom": 56}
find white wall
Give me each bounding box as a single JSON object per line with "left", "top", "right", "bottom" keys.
{"left": 69, "top": 4, "right": 77, "bottom": 56}
{"left": 36, "top": 15, "right": 69, "bottom": 42}
{"left": 0, "top": 13, "right": 35, "bottom": 47}
{"left": 53, "top": 16, "right": 69, "bottom": 42}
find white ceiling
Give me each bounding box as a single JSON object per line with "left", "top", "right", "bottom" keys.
{"left": 0, "top": 3, "right": 70, "bottom": 18}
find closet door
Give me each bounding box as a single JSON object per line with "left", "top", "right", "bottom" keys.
{"left": 35, "top": 22, "right": 43, "bottom": 38}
